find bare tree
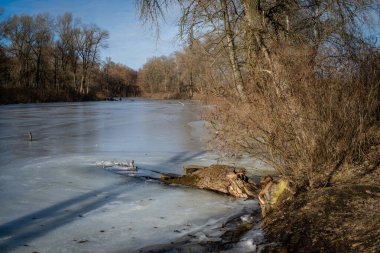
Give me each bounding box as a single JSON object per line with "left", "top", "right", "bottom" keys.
{"left": 55, "top": 13, "right": 80, "bottom": 89}
{"left": 31, "top": 14, "right": 53, "bottom": 88}
{"left": 2, "top": 15, "right": 35, "bottom": 87}
{"left": 75, "top": 24, "right": 109, "bottom": 94}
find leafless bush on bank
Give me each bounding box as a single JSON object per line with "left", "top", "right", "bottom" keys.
{"left": 208, "top": 46, "right": 379, "bottom": 190}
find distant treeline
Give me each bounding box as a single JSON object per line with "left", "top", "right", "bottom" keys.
{"left": 136, "top": 33, "right": 256, "bottom": 99}
{"left": 136, "top": 38, "right": 237, "bottom": 99}
{"left": 0, "top": 12, "right": 139, "bottom": 104}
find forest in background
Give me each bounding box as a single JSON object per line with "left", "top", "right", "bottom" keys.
{"left": 0, "top": 10, "right": 228, "bottom": 104}
{"left": 0, "top": 12, "right": 139, "bottom": 104}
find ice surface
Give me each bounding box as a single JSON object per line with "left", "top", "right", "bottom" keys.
{"left": 0, "top": 99, "right": 262, "bottom": 253}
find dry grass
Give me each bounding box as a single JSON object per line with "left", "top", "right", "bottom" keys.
{"left": 263, "top": 184, "right": 380, "bottom": 253}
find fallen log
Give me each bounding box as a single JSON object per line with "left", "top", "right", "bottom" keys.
{"left": 160, "top": 164, "right": 258, "bottom": 198}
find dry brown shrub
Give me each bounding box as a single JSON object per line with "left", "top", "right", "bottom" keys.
{"left": 207, "top": 46, "right": 380, "bottom": 190}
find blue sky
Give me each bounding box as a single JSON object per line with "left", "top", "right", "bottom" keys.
{"left": 0, "top": 0, "right": 182, "bottom": 70}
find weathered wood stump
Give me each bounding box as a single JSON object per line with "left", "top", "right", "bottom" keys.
{"left": 160, "top": 164, "right": 258, "bottom": 198}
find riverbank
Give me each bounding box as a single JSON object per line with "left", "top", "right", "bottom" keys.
{"left": 126, "top": 174, "right": 379, "bottom": 253}
{"left": 0, "top": 87, "right": 143, "bottom": 105}
{"left": 262, "top": 146, "right": 380, "bottom": 252}
{"left": 0, "top": 88, "right": 186, "bottom": 105}
{"left": 0, "top": 87, "right": 206, "bottom": 105}
{"left": 263, "top": 184, "right": 380, "bottom": 253}
{"left": 0, "top": 86, "right": 97, "bottom": 104}
{"left": 124, "top": 144, "right": 380, "bottom": 253}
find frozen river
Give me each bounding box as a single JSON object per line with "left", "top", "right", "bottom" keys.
{"left": 0, "top": 99, "right": 259, "bottom": 253}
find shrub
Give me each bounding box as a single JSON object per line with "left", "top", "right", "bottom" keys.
{"left": 208, "top": 46, "right": 380, "bottom": 190}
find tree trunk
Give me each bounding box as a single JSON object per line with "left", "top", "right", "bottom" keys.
{"left": 54, "top": 54, "right": 58, "bottom": 90}
{"left": 35, "top": 52, "right": 41, "bottom": 88}
{"left": 221, "top": 0, "right": 246, "bottom": 101}
{"left": 242, "top": 0, "right": 272, "bottom": 68}
{"left": 73, "top": 71, "right": 76, "bottom": 90}
{"left": 80, "top": 74, "right": 85, "bottom": 94}
{"left": 81, "top": 64, "right": 87, "bottom": 94}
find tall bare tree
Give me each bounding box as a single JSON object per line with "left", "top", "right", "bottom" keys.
{"left": 31, "top": 14, "right": 53, "bottom": 88}
{"left": 55, "top": 13, "right": 80, "bottom": 89}
{"left": 75, "top": 24, "right": 109, "bottom": 94}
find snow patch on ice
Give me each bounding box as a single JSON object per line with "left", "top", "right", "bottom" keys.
{"left": 96, "top": 160, "right": 136, "bottom": 170}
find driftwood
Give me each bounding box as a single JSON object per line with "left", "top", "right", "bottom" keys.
{"left": 160, "top": 164, "right": 258, "bottom": 198}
